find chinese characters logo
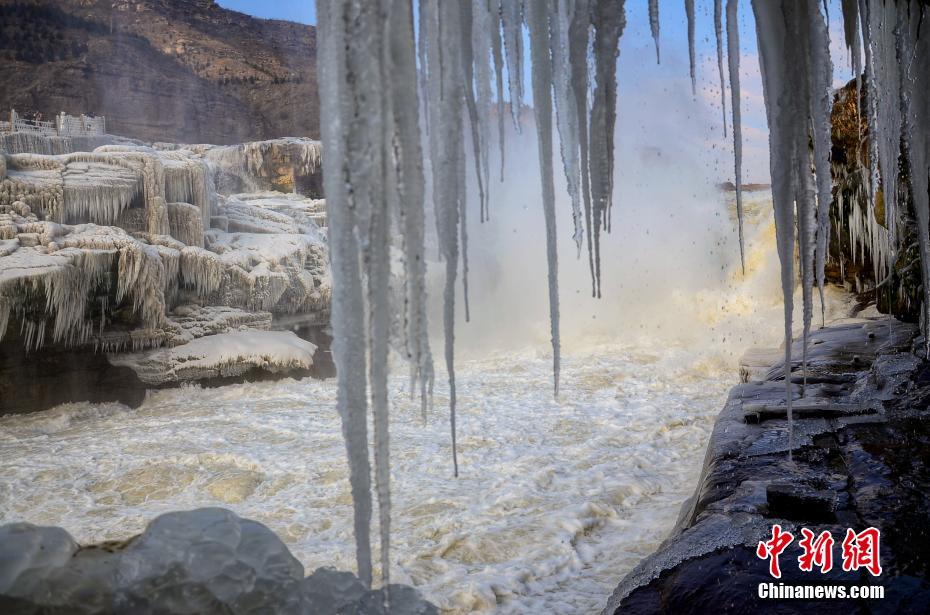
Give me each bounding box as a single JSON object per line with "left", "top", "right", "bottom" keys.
{"left": 756, "top": 525, "right": 882, "bottom": 578}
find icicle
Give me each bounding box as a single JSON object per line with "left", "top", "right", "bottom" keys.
{"left": 501, "top": 0, "right": 525, "bottom": 130}
{"left": 589, "top": 0, "right": 625, "bottom": 300}
{"left": 461, "top": 0, "right": 488, "bottom": 235}
{"left": 898, "top": 0, "right": 930, "bottom": 355}
{"left": 472, "top": 0, "right": 494, "bottom": 223}
{"left": 859, "top": 0, "right": 880, "bottom": 209}
{"left": 527, "top": 0, "right": 561, "bottom": 396}
{"left": 726, "top": 0, "right": 745, "bottom": 273}
{"left": 491, "top": 0, "right": 507, "bottom": 185}
{"left": 752, "top": 0, "right": 831, "bottom": 456}
{"left": 714, "top": 0, "right": 727, "bottom": 137}
{"left": 424, "top": 0, "right": 466, "bottom": 477}
{"left": 809, "top": 3, "right": 833, "bottom": 328}
{"left": 868, "top": 0, "right": 903, "bottom": 261}
{"left": 649, "top": 0, "right": 660, "bottom": 63}
{"left": 569, "top": 0, "right": 596, "bottom": 295}
{"left": 390, "top": 0, "right": 434, "bottom": 427}
{"left": 551, "top": 0, "right": 585, "bottom": 253}
{"left": 841, "top": 0, "right": 862, "bottom": 83}
{"left": 317, "top": 1, "right": 374, "bottom": 587}
{"left": 685, "top": 0, "right": 696, "bottom": 96}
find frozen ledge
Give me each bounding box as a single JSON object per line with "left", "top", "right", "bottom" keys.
{"left": 108, "top": 330, "right": 316, "bottom": 386}
{"left": 0, "top": 507, "right": 437, "bottom": 614}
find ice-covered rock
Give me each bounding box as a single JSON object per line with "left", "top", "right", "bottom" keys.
{"left": 195, "top": 138, "right": 323, "bottom": 196}
{"left": 109, "top": 330, "right": 316, "bottom": 385}
{"left": 0, "top": 139, "right": 330, "bottom": 408}
{"left": 0, "top": 509, "right": 437, "bottom": 614}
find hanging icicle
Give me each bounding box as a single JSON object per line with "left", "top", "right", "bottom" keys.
{"left": 714, "top": 0, "right": 728, "bottom": 137}
{"left": 751, "top": 0, "right": 832, "bottom": 456}
{"left": 726, "top": 0, "right": 745, "bottom": 274}
{"left": 318, "top": 0, "right": 434, "bottom": 587}
{"left": 685, "top": 0, "right": 697, "bottom": 95}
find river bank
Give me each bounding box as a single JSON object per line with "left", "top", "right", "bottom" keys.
{"left": 604, "top": 314, "right": 930, "bottom": 614}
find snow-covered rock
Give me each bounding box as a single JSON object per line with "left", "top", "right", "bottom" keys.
{"left": 0, "top": 140, "right": 330, "bottom": 408}
{"left": 109, "top": 330, "right": 316, "bottom": 385}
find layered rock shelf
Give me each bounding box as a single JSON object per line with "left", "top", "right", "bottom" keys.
{"left": 604, "top": 315, "right": 930, "bottom": 614}
{"left": 0, "top": 133, "right": 329, "bottom": 413}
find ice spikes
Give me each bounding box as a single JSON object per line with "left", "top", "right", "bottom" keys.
{"left": 726, "top": 0, "right": 745, "bottom": 274}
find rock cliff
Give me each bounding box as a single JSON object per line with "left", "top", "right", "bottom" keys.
{"left": 0, "top": 0, "right": 320, "bottom": 144}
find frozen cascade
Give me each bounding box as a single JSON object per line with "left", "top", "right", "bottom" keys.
{"left": 727, "top": 0, "right": 745, "bottom": 273}
{"left": 313, "top": 0, "right": 930, "bottom": 591}
{"left": 714, "top": 0, "right": 727, "bottom": 137}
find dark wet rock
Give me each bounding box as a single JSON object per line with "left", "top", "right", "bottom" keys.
{"left": 766, "top": 483, "right": 838, "bottom": 523}
{"left": 0, "top": 508, "right": 437, "bottom": 615}
{"left": 604, "top": 317, "right": 930, "bottom": 614}
{"left": 0, "top": 331, "right": 147, "bottom": 414}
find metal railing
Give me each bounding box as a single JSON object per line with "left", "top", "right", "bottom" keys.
{"left": 1, "top": 110, "right": 106, "bottom": 137}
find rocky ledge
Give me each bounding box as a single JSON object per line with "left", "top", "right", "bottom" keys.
{"left": 604, "top": 315, "right": 930, "bottom": 614}
{"left": 0, "top": 507, "right": 436, "bottom": 614}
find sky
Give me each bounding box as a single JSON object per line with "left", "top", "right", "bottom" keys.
{"left": 217, "top": 0, "right": 315, "bottom": 24}
{"left": 219, "top": 0, "right": 860, "bottom": 185}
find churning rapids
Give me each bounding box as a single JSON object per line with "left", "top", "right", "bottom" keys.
{"left": 0, "top": 191, "right": 858, "bottom": 614}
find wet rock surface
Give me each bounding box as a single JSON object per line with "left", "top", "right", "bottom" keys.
{"left": 0, "top": 508, "right": 437, "bottom": 615}
{"left": 604, "top": 317, "right": 930, "bottom": 614}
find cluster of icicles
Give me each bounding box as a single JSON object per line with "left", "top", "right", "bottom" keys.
{"left": 317, "top": 0, "right": 930, "bottom": 590}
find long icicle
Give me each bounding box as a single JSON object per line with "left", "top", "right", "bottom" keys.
{"left": 714, "top": 0, "right": 727, "bottom": 137}
{"left": 810, "top": 1, "right": 834, "bottom": 327}
{"left": 501, "top": 0, "right": 525, "bottom": 130}
{"left": 726, "top": 0, "right": 745, "bottom": 274}
{"left": 551, "top": 0, "right": 585, "bottom": 253}
{"left": 527, "top": 0, "right": 561, "bottom": 396}
{"left": 569, "top": 0, "right": 597, "bottom": 296}
{"left": 589, "top": 0, "right": 625, "bottom": 299}
{"left": 317, "top": 0, "right": 374, "bottom": 586}
{"left": 491, "top": 0, "right": 507, "bottom": 185}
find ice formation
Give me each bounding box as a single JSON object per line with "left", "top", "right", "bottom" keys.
{"left": 0, "top": 141, "right": 329, "bottom": 376}
{"left": 685, "top": 0, "right": 697, "bottom": 95}
{"left": 315, "top": 0, "right": 930, "bottom": 587}
{"left": 727, "top": 0, "right": 746, "bottom": 273}
{"left": 714, "top": 0, "right": 728, "bottom": 137}
{"left": 317, "top": 0, "right": 635, "bottom": 585}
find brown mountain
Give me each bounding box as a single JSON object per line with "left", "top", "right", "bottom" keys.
{"left": 0, "top": 0, "right": 319, "bottom": 144}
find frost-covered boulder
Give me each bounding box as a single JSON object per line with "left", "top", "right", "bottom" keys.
{"left": 0, "top": 509, "right": 437, "bottom": 614}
